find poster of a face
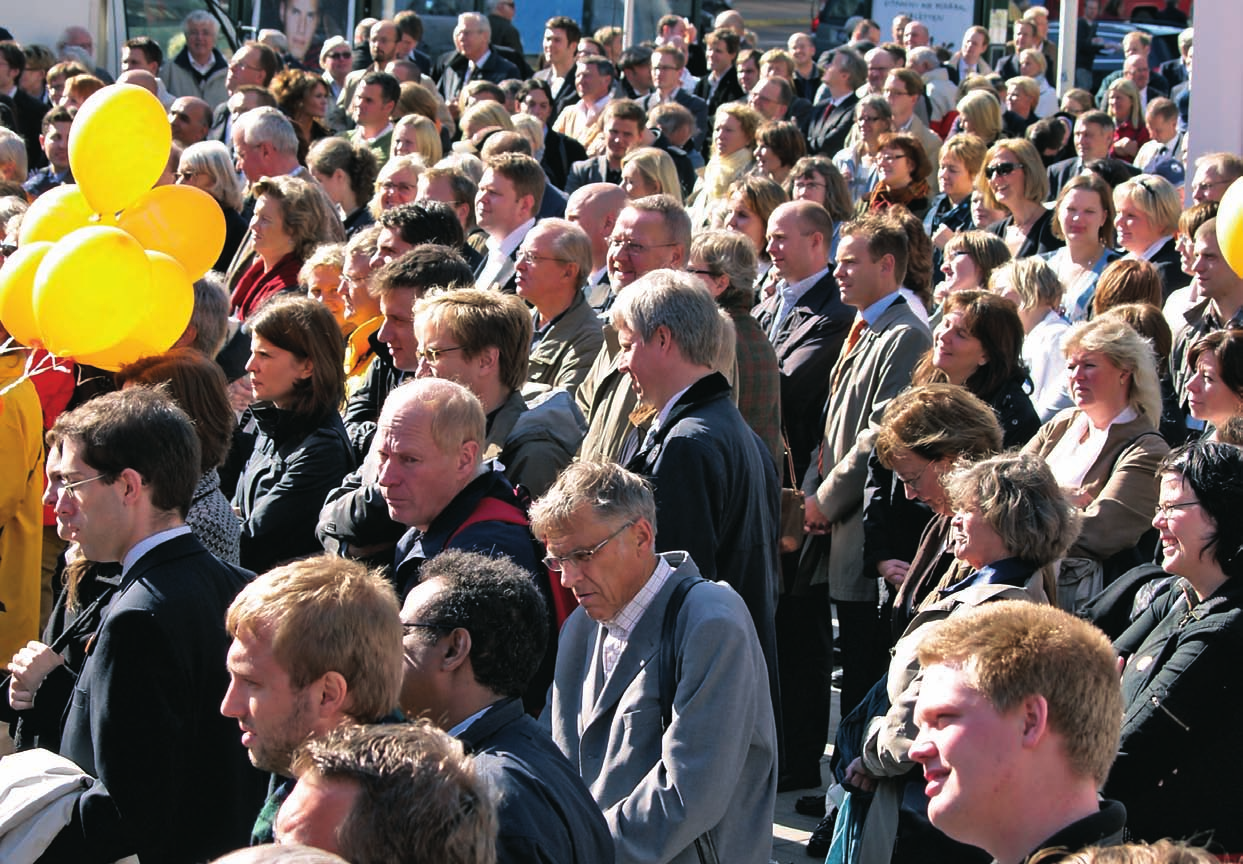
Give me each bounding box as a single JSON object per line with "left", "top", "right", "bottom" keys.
{"left": 255, "top": 0, "right": 353, "bottom": 70}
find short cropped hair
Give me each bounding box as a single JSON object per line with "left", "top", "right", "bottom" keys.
{"left": 414, "top": 550, "right": 548, "bottom": 697}
{"left": 546, "top": 15, "right": 581, "bottom": 43}
{"left": 235, "top": 105, "right": 299, "bottom": 156}
{"left": 916, "top": 600, "right": 1122, "bottom": 785}
{"left": 385, "top": 378, "right": 487, "bottom": 459}
{"left": 944, "top": 451, "right": 1080, "bottom": 569}
{"left": 226, "top": 555, "right": 402, "bottom": 721}
{"left": 611, "top": 269, "right": 724, "bottom": 368}
{"left": 124, "top": 35, "right": 163, "bottom": 67}
{"left": 371, "top": 245, "right": 472, "bottom": 298}
{"left": 874, "top": 383, "right": 1002, "bottom": 468}
{"left": 414, "top": 288, "right": 532, "bottom": 391}
{"left": 530, "top": 218, "right": 592, "bottom": 290}
{"left": 248, "top": 295, "right": 346, "bottom": 418}
{"left": 291, "top": 721, "right": 495, "bottom": 864}
{"left": 530, "top": 461, "right": 657, "bottom": 539}
{"left": 378, "top": 200, "right": 465, "bottom": 248}
{"left": 840, "top": 213, "right": 909, "bottom": 287}
{"left": 626, "top": 194, "right": 692, "bottom": 265}
{"left": 690, "top": 230, "right": 758, "bottom": 305}
{"left": 48, "top": 387, "right": 200, "bottom": 519}
{"left": 484, "top": 152, "right": 545, "bottom": 215}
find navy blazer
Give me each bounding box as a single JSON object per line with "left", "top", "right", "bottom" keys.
{"left": 43, "top": 533, "right": 265, "bottom": 864}
{"left": 436, "top": 50, "right": 520, "bottom": 104}
{"left": 803, "top": 92, "right": 858, "bottom": 157}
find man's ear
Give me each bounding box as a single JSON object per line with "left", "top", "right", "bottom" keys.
{"left": 118, "top": 467, "right": 146, "bottom": 505}
{"left": 442, "top": 627, "right": 472, "bottom": 673}
{"left": 1019, "top": 693, "right": 1049, "bottom": 748}
{"left": 316, "top": 671, "right": 350, "bottom": 718}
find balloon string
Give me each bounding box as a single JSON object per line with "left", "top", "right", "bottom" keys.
{"left": 0, "top": 342, "right": 73, "bottom": 398}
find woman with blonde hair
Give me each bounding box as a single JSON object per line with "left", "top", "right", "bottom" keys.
{"left": 1044, "top": 173, "right": 1121, "bottom": 322}
{"left": 368, "top": 154, "right": 426, "bottom": 219}
{"left": 926, "top": 133, "right": 987, "bottom": 287}
{"left": 992, "top": 256, "right": 1072, "bottom": 420}
{"left": 458, "top": 100, "right": 513, "bottom": 142}
{"left": 177, "top": 140, "right": 247, "bottom": 271}
{"left": 980, "top": 137, "right": 1062, "bottom": 257}
{"left": 1113, "top": 175, "right": 1187, "bottom": 299}
{"left": 1022, "top": 314, "right": 1169, "bottom": 607}
{"left": 1105, "top": 77, "right": 1147, "bottom": 161}
{"left": 307, "top": 137, "right": 379, "bottom": 236}
{"left": 620, "top": 147, "right": 683, "bottom": 204}
{"left": 691, "top": 102, "right": 763, "bottom": 226}
{"left": 954, "top": 89, "right": 1002, "bottom": 145}
{"left": 392, "top": 113, "right": 443, "bottom": 164}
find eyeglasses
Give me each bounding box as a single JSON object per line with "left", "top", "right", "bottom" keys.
{"left": 415, "top": 344, "right": 464, "bottom": 363}
{"left": 793, "top": 178, "right": 825, "bottom": 189}
{"left": 1155, "top": 499, "right": 1200, "bottom": 519}
{"left": 380, "top": 181, "right": 417, "bottom": 194}
{"left": 877, "top": 151, "right": 907, "bottom": 163}
{"left": 326, "top": 51, "right": 352, "bottom": 60}
{"left": 896, "top": 461, "right": 932, "bottom": 489}
{"left": 516, "top": 250, "right": 570, "bottom": 265}
{"left": 608, "top": 237, "right": 676, "bottom": 256}
{"left": 882, "top": 87, "right": 912, "bottom": 97}
{"left": 687, "top": 267, "right": 719, "bottom": 276}
{"left": 857, "top": 114, "right": 884, "bottom": 124}
{"left": 59, "top": 474, "right": 105, "bottom": 499}
{"left": 229, "top": 61, "right": 263, "bottom": 73}
{"left": 984, "top": 161, "right": 1021, "bottom": 179}
{"left": 402, "top": 621, "right": 447, "bottom": 635}
{"left": 542, "top": 520, "right": 634, "bottom": 572}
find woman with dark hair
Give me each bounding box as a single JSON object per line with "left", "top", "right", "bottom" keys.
{"left": 1105, "top": 441, "right": 1243, "bottom": 850}
{"left": 916, "top": 290, "right": 1040, "bottom": 447}
{"left": 753, "top": 120, "right": 806, "bottom": 188}
{"left": 1091, "top": 258, "right": 1164, "bottom": 317}
{"left": 518, "top": 78, "right": 586, "bottom": 190}
{"left": 271, "top": 68, "right": 334, "bottom": 158}
{"left": 980, "top": 137, "right": 1063, "bottom": 258}
{"left": 1044, "top": 173, "right": 1121, "bottom": 323}
{"left": 936, "top": 230, "right": 1011, "bottom": 309}
{"left": 1185, "top": 329, "right": 1243, "bottom": 441}
{"left": 307, "top": 137, "right": 379, "bottom": 236}
{"left": 786, "top": 156, "right": 851, "bottom": 260}
{"left": 867, "top": 131, "right": 932, "bottom": 219}
{"left": 234, "top": 295, "right": 355, "bottom": 573}
{"left": 722, "top": 174, "right": 788, "bottom": 291}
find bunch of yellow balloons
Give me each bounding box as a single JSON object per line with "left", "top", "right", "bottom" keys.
{"left": 0, "top": 84, "right": 226, "bottom": 369}
{"left": 1218, "top": 178, "right": 1243, "bottom": 280}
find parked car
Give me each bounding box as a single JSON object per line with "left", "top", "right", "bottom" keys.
{"left": 1048, "top": 19, "right": 1182, "bottom": 91}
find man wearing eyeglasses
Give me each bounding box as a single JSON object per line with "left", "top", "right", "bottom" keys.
{"left": 33, "top": 388, "right": 266, "bottom": 863}
{"left": 639, "top": 45, "right": 708, "bottom": 153}
{"left": 534, "top": 460, "right": 778, "bottom": 864}
{"left": 398, "top": 550, "right": 615, "bottom": 864}
{"left": 161, "top": 10, "right": 229, "bottom": 109}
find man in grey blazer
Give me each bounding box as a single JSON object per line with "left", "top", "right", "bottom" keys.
{"left": 801, "top": 214, "right": 932, "bottom": 719}
{"left": 534, "top": 462, "right": 778, "bottom": 864}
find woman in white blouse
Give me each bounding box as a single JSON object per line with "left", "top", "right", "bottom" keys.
{"left": 1022, "top": 316, "right": 1170, "bottom": 608}
{"left": 993, "top": 256, "right": 1073, "bottom": 421}
{"left": 1042, "top": 174, "right": 1121, "bottom": 322}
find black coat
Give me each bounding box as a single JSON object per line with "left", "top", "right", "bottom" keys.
{"left": 234, "top": 404, "right": 356, "bottom": 573}
{"left": 40, "top": 533, "right": 266, "bottom": 864}
{"left": 802, "top": 92, "right": 858, "bottom": 157}
{"left": 564, "top": 155, "right": 617, "bottom": 195}
{"left": 541, "top": 127, "right": 587, "bottom": 191}
{"left": 985, "top": 208, "right": 1064, "bottom": 259}
{"left": 462, "top": 698, "right": 616, "bottom": 864}
{"left": 435, "top": 50, "right": 520, "bottom": 104}
{"left": 1146, "top": 236, "right": 1192, "bottom": 301}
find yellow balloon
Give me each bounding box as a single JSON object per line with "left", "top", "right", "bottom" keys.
{"left": 17, "top": 186, "right": 96, "bottom": 245}
{"left": 118, "top": 185, "right": 226, "bottom": 280}
{"left": 68, "top": 84, "right": 171, "bottom": 215}
{"left": 72, "top": 252, "right": 196, "bottom": 371}
{"left": 1217, "top": 178, "right": 1243, "bottom": 279}
{"left": 33, "top": 226, "right": 155, "bottom": 358}
{"left": 0, "top": 242, "right": 53, "bottom": 346}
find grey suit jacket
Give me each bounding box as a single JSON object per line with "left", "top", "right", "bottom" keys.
{"left": 548, "top": 553, "right": 778, "bottom": 864}
{"left": 802, "top": 295, "right": 931, "bottom": 600}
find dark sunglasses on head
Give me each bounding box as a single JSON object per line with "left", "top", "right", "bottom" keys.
{"left": 985, "top": 162, "right": 1021, "bottom": 180}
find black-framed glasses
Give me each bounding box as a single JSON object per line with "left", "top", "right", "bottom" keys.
{"left": 415, "top": 345, "right": 464, "bottom": 363}
{"left": 1155, "top": 500, "right": 1200, "bottom": 519}
{"left": 896, "top": 461, "right": 932, "bottom": 489}
{"left": 326, "top": 51, "right": 352, "bottom": 60}
{"left": 985, "top": 162, "right": 1021, "bottom": 180}
{"left": 402, "top": 621, "right": 448, "bottom": 635}
{"left": 543, "top": 520, "right": 635, "bottom": 572}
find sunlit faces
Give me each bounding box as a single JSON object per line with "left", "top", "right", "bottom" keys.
{"left": 736, "top": 56, "right": 760, "bottom": 94}
{"left": 340, "top": 250, "right": 380, "bottom": 330}
{"left": 937, "top": 153, "right": 974, "bottom": 202}
{"left": 621, "top": 159, "right": 658, "bottom": 199}
{"left": 940, "top": 250, "right": 981, "bottom": 294}
{"left": 1152, "top": 473, "right": 1217, "bottom": 587}
{"left": 305, "top": 264, "right": 348, "bottom": 333}
{"left": 374, "top": 399, "right": 477, "bottom": 530}
{"left": 1066, "top": 349, "right": 1131, "bottom": 414}
{"left": 834, "top": 232, "right": 892, "bottom": 310}
{"left": 606, "top": 207, "right": 679, "bottom": 288}
{"left": 413, "top": 314, "right": 480, "bottom": 389}
{"left": 353, "top": 82, "right": 393, "bottom": 130}
{"left": 246, "top": 333, "right": 313, "bottom": 407}
{"left": 950, "top": 504, "right": 1010, "bottom": 569}
{"left": 604, "top": 116, "right": 643, "bottom": 165}
{"left": 475, "top": 168, "right": 532, "bottom": 236}
{"left": 876, "top": 147, "right": 912, "bottom": 189}
{"left": 1074, "top": 119, "right": 1111, "bottom": 161}
{"left": 1057, "top": 187, "right": 1107, "bottom": 247}
{"left": 985, "top": 148, "right": 1025, "bottom": 208}
{"left": 1186, "top": 351, "right": 1243, "bottom": 427}
{"left": 539, "top": 508, "right": 652, "bottom": 621}
{"left": 932, "top": 310, "right": 989, "bottom": 386}
{"left": 765, "top": 205, "right": 821, "bottom": 282}
{"left": 370, "top": 23, "right": 399, "bottom": 66}
{"left": 713, "top": 113, "right": 748, "bottom": 158}
{"left": 889, "top": 447, "right": 952, "bottom": 514}
{"left": 542, "top": 27, "right": 575, "bottom": 69}
{"left": 378, "top": 164, "right": 420, "bottom": 212}
{"left": 42, "top": 439, "right": 128, "bottom": 562}
{"left": 1114, "top": 193, "right": 1162, "bottom": 254}
{"left": 971, "top": 187, "right": 1007, "bottom": 230}
{"left": 1190, "top": 230, "right": 1241, "bottom": 303}
{"left": 249, "top": 194, "right": 296, "bottom": 263}
{"left": 376, "top": 288, "right": 420, "bottom": 371}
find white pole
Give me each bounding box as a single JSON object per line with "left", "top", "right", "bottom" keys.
{"left": 1056, "top": 2, "right": 1077, "bottom": 98}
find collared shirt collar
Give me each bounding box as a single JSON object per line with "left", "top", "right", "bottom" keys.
{"left": 486, "top": 217, "right": 536, "bottom": 257}
{"left": 361, "top": 121, "right": 393, "bottom": 144}
{"left": 859, "top": 290, "right": 901, "bottom": 327}
{"left": 602, "top": 555, "right": 674, "bottom": 640}
{"left": 447, "top": 704, "right": 493, "bottom": 737}
{"left": 122, "top": 525, "right": 192, "bottom": 577}
{"left": 1130, "top": 235, "right": 1173, "bottom": 263}
{"left": 653, "top": 381, "right": 696, "bottom": 433}
{"left": 780, "top": 266, "right": 829, "bottom": 307}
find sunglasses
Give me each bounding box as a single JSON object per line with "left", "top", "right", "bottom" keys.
{"left": 326, "top": 51, "right": 352, "bottom": 60}
{"left": 984, "top": 161, "right": 1021, "bottom": 180}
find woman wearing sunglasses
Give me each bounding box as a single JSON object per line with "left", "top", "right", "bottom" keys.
{"left": 978, "top": 138, "right": 1063, "bottom": 259}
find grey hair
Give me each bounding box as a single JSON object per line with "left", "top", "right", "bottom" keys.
{"left": 610, "top": 268, "right": 724, "bottom": 368}
{"left": 690, "top": 229, "right": 758, "bottom": 296}
{"left": 180, "top": 140, "right": 244, "bottom": 212}
{"left": 183, "top": 9, "right": 219, "bottom": 36}
{"left": 945, "top": 451, "right": 1081, "bottom": 568}
{"left": 530, "top": 218, "right": 592, "bottom": 290}
{"left": 0, "top": 128, "right": 28, "bottom": 181}
{"left": 235, "top": 106, "right": 299, "bottom": 157}
{"left": 1063, "top": 315, "right": 1164, "bottom": 422}
{"left": 458, "top": 12, "right": 491, "bottom": 38}
{"left": 626, "top": 194, "right": 692, "bottom": 265}
{"left": 529, "top": 461, "right": 658, "bottom": 539}
{"left": 993, "top": 256, "right": 1061, "bottom": 310}
{"left": 187, "top": 273, "right": 230, "bottom": 358}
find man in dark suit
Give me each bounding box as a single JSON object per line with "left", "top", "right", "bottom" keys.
{"left": 398, "top": 550, "right": 616, "bottom": 864}
{"left": 533, "top": 16, "right": 581, "bottom": 125}
{"left": 486, "top": 0, "right": 530, "bottom": 77}
{"left": 694, "top": 28, "right": 744, "bottom": 122}
{"left": 564, "top": 99, "right": 646, "bottom": 194}
{"left": 640, "top": 45, "right": 709, "bottom": 153}
{"left": 36, "top": 388, "right": 266, "bottom": 864}
{"left": 435, "top": 13, "right": 519, "bottom": 110}
{"left": 565, "top": 183, "right": 627, "bottom": 309}
{"left": 751, "top": 201, "right": 853, "bottom": 790}
{"left": 0, "top": 39, "right": 49, "bottom": 170}
{"left": 803, "top": 46, "right": 864, "bottom": 157}
{"left": 1047, "top": 111, "right": 1137, "bottom": 201}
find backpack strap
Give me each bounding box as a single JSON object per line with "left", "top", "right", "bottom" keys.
{"left": 658, "top": 576, "right": 706, "bottom": 730}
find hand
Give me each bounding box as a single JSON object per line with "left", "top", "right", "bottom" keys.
{"left": 1113, "top": 137, "right": 1138, "bottom": 160}
{"left": 8, "top": 683, "right": 36, "bottom": 711}
{"left": 804, "top": 496, "right": 831, "bottom": 535}
{"left": 931, "top": 223, "right": 955, "bottom": 250}
{"left": 844, "top": 757, "right": 877, "bottom": 793}
{"left": 7, "top": 641, "right": 65, "bottom": 704}
{"left": 1116, "top": 655, "right": 1126, "bottom": 678}
{"left": 228, "top": 375, "right": 254, "bottom": 414}
{"left": 877, "top": 559, "right": 910, "bottom": 587}
{"left": 1064, "top": 486, "right": 1094, "bottom": 508}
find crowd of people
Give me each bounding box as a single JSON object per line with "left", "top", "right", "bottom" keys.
{"left": 1, "top": 3, "right": 1241, "bottom": 864}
